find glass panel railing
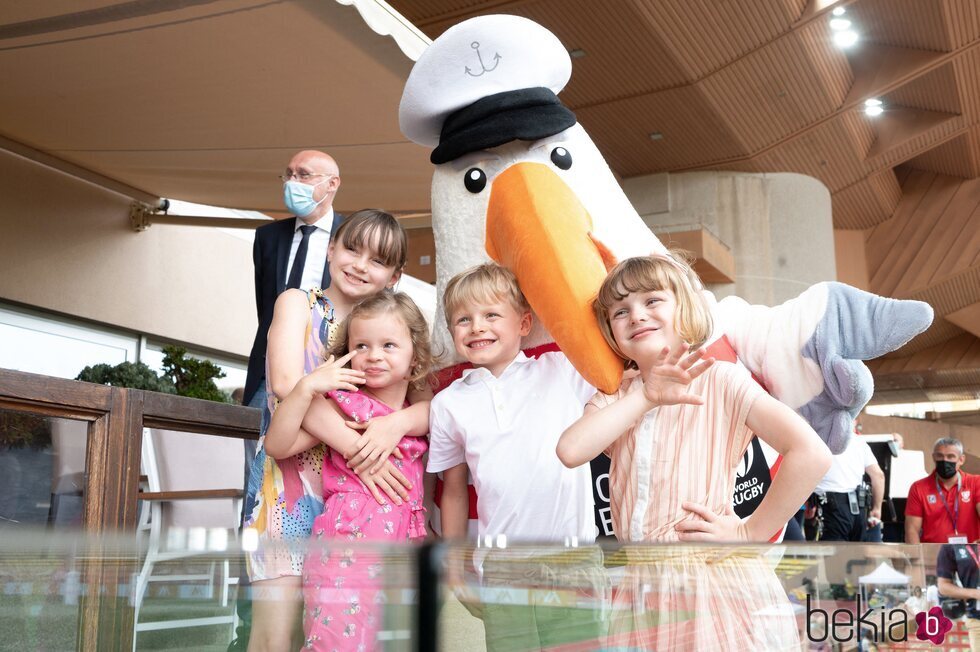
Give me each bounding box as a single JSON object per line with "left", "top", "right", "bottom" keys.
{"left": 3, "top": 534, "right": 977, "bottom": 651}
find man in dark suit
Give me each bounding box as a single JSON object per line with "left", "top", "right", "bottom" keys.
{"left": 231, "top": 150, "right": 343, "bottom": 651}
{"left": 243, "top": 149, "right": 343, "bottom": 414}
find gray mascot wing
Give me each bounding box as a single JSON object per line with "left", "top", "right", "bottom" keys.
{"left": 716, "top": 282, "right": 933, "bottom": 453}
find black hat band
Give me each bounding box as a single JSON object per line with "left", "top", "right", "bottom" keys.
{"left": 431, "top": 87, "right": 577, "bottom": 164}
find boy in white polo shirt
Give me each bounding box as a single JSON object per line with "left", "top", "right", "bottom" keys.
{"left": 427, "top": 263, "right": 605, "bottom": 651}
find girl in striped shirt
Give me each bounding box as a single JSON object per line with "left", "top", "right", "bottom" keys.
{"left": 558, "top": 254, "right": 831, "bottom": 650}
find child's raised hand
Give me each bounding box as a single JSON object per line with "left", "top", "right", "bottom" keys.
{"left": 354, "top": 458, "right": 412, "bottom": 507}
{"left": 640, "top": 343, "right": 714, "bottom": 407}
{"left": 346, "top": 413, "right": 406, "bottom": 475}
{"left": 299, "top": 351, "right": 366, "bottom": 396}
{"left": 675, "top": 502, "right": 751, "bottom": 542}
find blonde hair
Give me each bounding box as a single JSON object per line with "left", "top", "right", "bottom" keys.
{"left": 331, "top": 209, "right": 408, "bottom": 271}
{"left": 442, "top": 263, "right": 530, "bottom": 328}
{"left": 593, "top": 252, "right": 712, "bottom": 363}
{"left": 328, "top": 292, "right": 434, "bottom": 391}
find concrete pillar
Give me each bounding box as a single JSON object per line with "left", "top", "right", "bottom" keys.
{"left": 623, "top": 171, "right": 836, "bottom": 306}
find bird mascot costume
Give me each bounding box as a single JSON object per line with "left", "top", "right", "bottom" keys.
{"left": 398, "top": 14, "right": 933, "bottom": 540}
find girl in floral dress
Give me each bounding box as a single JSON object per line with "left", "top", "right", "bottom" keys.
{"left": 264, "top": 292, "right": 433, "bottom": 651}
{"left": 245, "top": 210, "right": 429, "bottom": 651}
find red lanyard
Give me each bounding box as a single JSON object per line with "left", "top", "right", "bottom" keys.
{"left": 964, "top": 544, "right": 979, "bottom": 570}
{"left": 935, "top": 474, "right": 961, "bottom": 535}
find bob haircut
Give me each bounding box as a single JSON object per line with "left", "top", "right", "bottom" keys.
{"left": 593, "top": 252, "right": 712, "bottom": 363}
{"left": 327, "top": 292, "right": 434, "bottom": 391}
{"left": 330, "top": 208, "right": 408, "bottom": 271}
{"left": 442, "top": 263, "right": 530, "bottom": 329}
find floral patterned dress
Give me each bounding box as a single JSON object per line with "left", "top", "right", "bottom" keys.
{"left": 244, "top": 289, "right": 337, "bottom": 581}
{"left": 302, "top": 389, "right": 427, "bottom": 651}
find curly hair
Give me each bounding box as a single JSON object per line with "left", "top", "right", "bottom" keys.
{"left": 327, "top": 292, "right": 434, "bottom": 391}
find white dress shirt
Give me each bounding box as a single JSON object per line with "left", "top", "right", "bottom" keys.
{"left": 285, "top": 207, "right": 334, "bottom": 291}
{"left": 428, "top": 351, "right": 597, "bottom": 547}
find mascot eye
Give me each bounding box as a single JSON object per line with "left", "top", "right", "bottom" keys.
{"left": 464, "top": 167, "right": 487, "bottom": 193}
{"left": 550, "top": 146, "right": 572, "bottom": 170}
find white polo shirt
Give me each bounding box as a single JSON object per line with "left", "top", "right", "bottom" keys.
{"left": 815, "top": 436, "right": 877, "bottom": 494}
{"left": 427, "top": 351, "right": 597, "bottom": 545}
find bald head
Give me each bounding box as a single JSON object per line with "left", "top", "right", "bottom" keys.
{"left": 290, "top": 150, "right": 340, "bottom": 177}
{"left": 284, "top": 150, "right": 341, "bottom": 223}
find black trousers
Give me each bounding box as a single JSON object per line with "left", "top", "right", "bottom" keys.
{"left": 820, "top": 491, "right": 867, "bottom": 542}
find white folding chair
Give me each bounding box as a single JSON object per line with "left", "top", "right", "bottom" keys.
{"left": 48, "top": 418, "right": 87, "bottom": 525}
{"left": 132, "top": 427, "right": 244, "bottom": 649}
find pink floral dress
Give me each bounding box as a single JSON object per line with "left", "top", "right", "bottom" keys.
{"left": 302, "top": 389, "right": 427, "bottom": 651}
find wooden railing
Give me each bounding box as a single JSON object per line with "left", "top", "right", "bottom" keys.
{"left": 0, "top": 368, "right": 260, "bottom": 651}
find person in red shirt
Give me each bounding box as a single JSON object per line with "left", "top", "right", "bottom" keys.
{"left": 905, "top": 437, "right": 980, "bottom": 543}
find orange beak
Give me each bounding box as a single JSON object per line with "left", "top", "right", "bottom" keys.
{"left": 485, "top": 162, "right": 623, "bottom": 394}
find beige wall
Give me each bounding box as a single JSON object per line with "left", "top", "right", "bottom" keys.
{"left": 0, "top": 151, "right": 255, "bottom": 357}
{"left": 623, "top": 171, "right": 836, "bottom": 306}
{"left": 404, "top": 227, "right": 436, "bottom": 284}
{"left": 860, "top": 412, "right": 980, "bottom": 474}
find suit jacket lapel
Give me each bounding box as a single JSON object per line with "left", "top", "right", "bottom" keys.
{"left": 319, "top": 212, "right": 345, "bottom": 289}
{"left": 275, "top": 217, "right": 296, "bottom": 293}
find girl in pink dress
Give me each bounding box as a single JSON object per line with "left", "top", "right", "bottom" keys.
{"left": 264, "top": 292, "right": 433, "bottom": 651}
{"left": 245, "top": 210, "right": 431, "bottom": 651}
{"left": 558, "top": 253, "right": 833, "bottom": 650}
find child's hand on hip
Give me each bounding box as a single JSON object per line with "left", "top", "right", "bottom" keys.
{"left": 641, "top": 343, "right": 715, "bottom": 407}
{"left": 301, "top": 351, "right": 365, "bottom": 396}
{"left": 675, "top": 502, "right": 750, "bottom": 542}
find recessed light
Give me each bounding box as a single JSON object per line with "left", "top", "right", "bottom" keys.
{"left": 833, "top": 29, "right": 859, "bottom": 48}
{"left": 832, "top": 6, "right": 846, "bottom": 16}
{"left": 569, "top": 48, "right": 586, "bottom": 59}
{"left": 864, "top": 99, "right": 884, "bottom": 116}
{"left": 649, "top": 132, "right": 664, "bottom": 141}
{"left": 829, "top": 17, "right": 851, "bottom": 31}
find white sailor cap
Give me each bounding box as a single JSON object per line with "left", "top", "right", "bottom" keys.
{"left": 399, "top": 14, "right": 576, "bottom": 164}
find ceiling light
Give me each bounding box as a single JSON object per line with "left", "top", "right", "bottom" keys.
{"left": 829, "top": 17, "right": 851, "bottom": 30}
{"left": 864, "top": 99, "right": 884, "bottom": 116}
{"left": 832, "top": 6, "right": 846, "bottom": 16}
{"left": 832, "top": 29, "right": 859, "bottom": 48}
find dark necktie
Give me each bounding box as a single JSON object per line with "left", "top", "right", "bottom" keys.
{"left": 286, "top": 225, "right": 317, "bottom": 290}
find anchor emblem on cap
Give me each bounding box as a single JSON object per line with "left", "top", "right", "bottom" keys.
{"left": 464, "top": 41, "right": 501, "bottom": 77}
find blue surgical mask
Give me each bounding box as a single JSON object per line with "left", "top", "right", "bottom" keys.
{"left": 283, "top": 178, "right": 330, "bottom": 217}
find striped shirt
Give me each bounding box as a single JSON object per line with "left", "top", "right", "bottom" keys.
{"left": 588, "top": 361, "right": 765, "bottom": 542}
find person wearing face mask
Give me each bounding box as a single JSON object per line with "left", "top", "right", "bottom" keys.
{"left": 231, "top": 150, "right": 343, "bottom": 651}
{"left": 243, "top": 150, "right": 344, "bottom": 417}
{"left": 905, "top": 437, "right": 980, "bottom": 544}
